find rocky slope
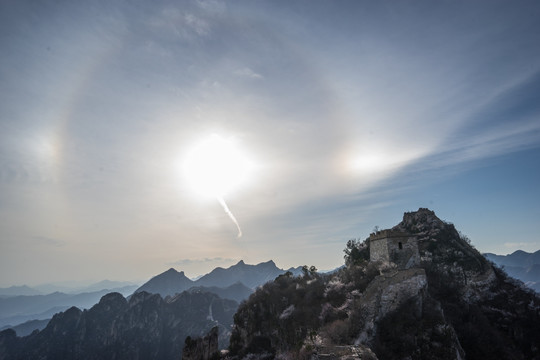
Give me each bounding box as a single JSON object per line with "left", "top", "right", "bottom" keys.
{"left": 229, "top": 208, "right": 540, "bottom": 359}
{"left": 0, "top": 291, "right": 237, "bottom": 359}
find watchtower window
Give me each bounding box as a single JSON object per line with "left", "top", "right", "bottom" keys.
{"left": 398, "top": 242, "right": 403, "bottom": 250}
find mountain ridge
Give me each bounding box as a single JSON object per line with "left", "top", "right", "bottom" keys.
{"left": 0, "top": 291, "right": 238, "bottom": 359}
{"left": 0, "top": 286, "right": 41, "bottom": 297}
{"left": 485, "top": 250, "right": 540, "bottom": 292}
{"left": 484, "top": 249, "right": 540, "bottom": 267}
{"left": 134, "top": 260, "right": 303, "bottom": 299}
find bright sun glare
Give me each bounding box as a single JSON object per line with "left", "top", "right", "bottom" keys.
{"left": 183, "top": 134, "right": 252, "bottom": 198}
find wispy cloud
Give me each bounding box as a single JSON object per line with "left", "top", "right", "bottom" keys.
{"left": 195, "top": 0, "right": 226, "bottom": 15}
{"left": 428, "top": 71, "right": 540, "bottom": 168}
{"left": 234, "top": 67, "right": 263, "bottom": 79}
{"left": 503, "top": 242, "right": 540, "bottom": 252}
{"left": 166, "top": 257, "right": 237, "bottom": 266}
{"left": 32, "top": 236, "right": 65, "bottom": 247}
{"left": 145, "top": 7, "right": 211, "bottom": 43}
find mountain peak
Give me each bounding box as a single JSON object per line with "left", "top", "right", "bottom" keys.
{"left": 394, "top": 207, "right": 445, "bottom": 233}
{"left": 134, "top": 267, "right": 193, "bottom": 297}
{"left": 161, "top": 268, "right": 186, "bottom": 277}
{"left": 512, "top": 250, "right": 528, "bottom": 255}
{"left": 195, "top": 260, "right": 288, "bottom": 289}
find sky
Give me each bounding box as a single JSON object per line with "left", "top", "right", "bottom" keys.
{"left": 1, "top": 0, "right": 540, "bottom": 287}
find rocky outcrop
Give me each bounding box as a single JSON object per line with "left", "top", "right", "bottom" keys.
{"left": 182, "top": 326, "right": 219, "bottom": 360}
{"left": 355, "top": 268, "right": 427, "bottom": 344}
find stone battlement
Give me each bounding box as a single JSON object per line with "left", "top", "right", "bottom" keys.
{"left": 369, "top": 229, "right": 419, "bottom": 269}
{"left": 369, "top": 229, "right": 409, "bottom": 241}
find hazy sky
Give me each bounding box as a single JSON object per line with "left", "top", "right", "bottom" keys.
{"left": 1, "top": 0, "right": 540, "bottom": 287}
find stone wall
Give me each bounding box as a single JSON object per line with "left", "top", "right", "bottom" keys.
{"left": 370, "top": 237, "right": 389, "bottom": 263}
{"left": 388, "top": 236, "right": 420, "bottom": 269}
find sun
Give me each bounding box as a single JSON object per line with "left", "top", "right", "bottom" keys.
{"left": 183, "top": 134, "right": 253, "bottom": 199}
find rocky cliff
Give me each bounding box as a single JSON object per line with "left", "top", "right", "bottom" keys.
{"left": 182, "top": 326, "right": 219, "bottom": 360}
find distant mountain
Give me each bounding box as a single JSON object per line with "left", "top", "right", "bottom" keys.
{"left": 0, "top": 319, "right": 49, "bottom": 337}
{"left": 134, "top": 268, "right": 194, "bottom": 297}
{"left": 195, "top": 260, "right": 299, "bottom": 289}
{"left": 0, "top": 285, "right": 41, "bottom": 297}
{"left": 485, "top": 250, "right": 540, "bottom": 267}
{"left": 485, "top": 250, "right": 540, "bottom": 292}
{"left": 33, "top": 283, "right": 91, "bottom": 294}
{"left": 0, "top": 291, "right": 237, "bottom": 359}
{"left": 0, "top": 286, "right": 138, "bottom": 329}
{"left": 134, "top": 261, "right": 303, "bottom": 300}
{"left": 31, "top": 281, "right": 139, "bottom": 295}
{"left": 78, "top": 280, "right": 138, "bottom": 293}
{"left": 0, "top": 306, "right": 66, "bottom": 330}
{"left": 186, "top": 282, "right": 253, "bottom": 303}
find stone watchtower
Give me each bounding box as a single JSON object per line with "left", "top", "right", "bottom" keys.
{"left": 369, "top": 229, "right": 420, "bottom": 269}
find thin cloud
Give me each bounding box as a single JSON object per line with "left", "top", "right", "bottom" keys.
{"left": 234, "top": 67, "right": 263, "bottom": 79}
{"left": 145, "top": 7, "right": 211, "bottom": 42}
{"left": 32, "top": 236, "right": 65, "bottom": 247}
{"left": 166, "top": 257, "right": 237, "bottom": 266}
{"left": 503, "top": 242, "right": 540, "bottom": 252}
{"left": 195, "top": 0, "right": 226, "bottom": 15}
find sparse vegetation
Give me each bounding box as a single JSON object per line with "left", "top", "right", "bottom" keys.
{"left": 229, "top": 267, "right": 327, "bottom": 358}
{"left": 343, "top": 238, "right": 369, "bottom": 267}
